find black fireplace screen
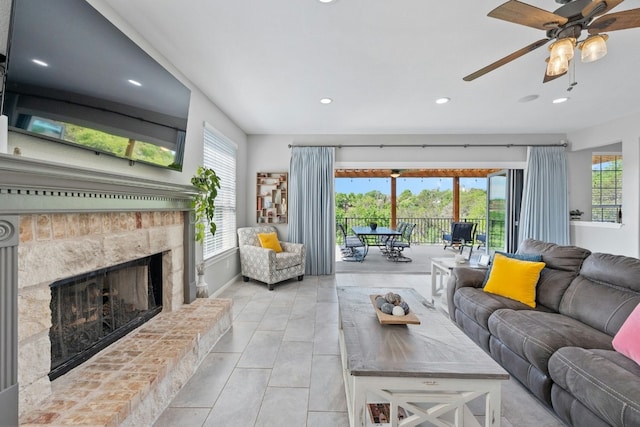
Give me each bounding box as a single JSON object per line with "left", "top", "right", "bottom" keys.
{"left": 49, "top": 253, "right": 163, "bottom": 380}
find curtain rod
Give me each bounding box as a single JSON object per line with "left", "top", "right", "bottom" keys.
{"left": 288, "top": 142, "right": 567, "bottom": 149}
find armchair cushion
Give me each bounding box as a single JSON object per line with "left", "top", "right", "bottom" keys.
{"left": 276, "top": 252, "right": 302, "bottom": 269}
{"left": 257, "top": 232, "right": 283, "bottom": 253}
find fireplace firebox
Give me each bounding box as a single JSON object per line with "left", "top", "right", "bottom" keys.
{"left": 49, "top": 253, "right": 163, "bottom": 380}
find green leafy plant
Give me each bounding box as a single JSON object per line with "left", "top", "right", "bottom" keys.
{"left": 191, "top": 166, "right": 222, "bottom": 244}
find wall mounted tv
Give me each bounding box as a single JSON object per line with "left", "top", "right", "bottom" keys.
{"left": 1, "top": 0, "right": 191, "bottom": 171}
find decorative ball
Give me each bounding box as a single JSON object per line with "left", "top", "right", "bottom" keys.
{"left": 375, "top": 296, "right": 386, "bottom": 309}
{"left": 385, "top": 292, "right": 402, "bottom": 305}
{"left": 392, "top": 305, "right": 406, "bottom": 316}
{"left": 399, "top": 301, "right": 410, "bottom": 313}
{"left": 380, "top": 303, "right": 394, "bottom": 314}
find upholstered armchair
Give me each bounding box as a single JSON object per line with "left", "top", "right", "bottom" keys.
{"left": 237, "top": 226, "right": 306, "bottom": 290}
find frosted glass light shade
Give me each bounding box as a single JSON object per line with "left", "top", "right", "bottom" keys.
{"left": 580, "top": 34, "right": 608, "bottom": 63}
{"left": 549, "top": 38, "right": 576, "bottom": 61}
{"left": 546, "top": 56, "right": 569, "bottom": 76}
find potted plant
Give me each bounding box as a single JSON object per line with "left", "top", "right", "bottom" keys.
{"left": 191, "top": 166, "right": 221, "bottom": 297}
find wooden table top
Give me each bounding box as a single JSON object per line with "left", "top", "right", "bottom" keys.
{"left": 337, "top": 287, "right": 508, "bottom": 380}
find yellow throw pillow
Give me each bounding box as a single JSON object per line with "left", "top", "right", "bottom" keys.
{"left": 483, "top": 253, "right": 545, "bottom": 308}
{"left": 257, "top": 232, "right": 283, "bottom": 253}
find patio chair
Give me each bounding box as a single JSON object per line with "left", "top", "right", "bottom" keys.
{"left": 442, "top": 222, "right": 477, "bottom": 253}
{"left": 386, "top": 223, "right": 416, "bottom": 262}
{"left": 378, "top": 222, "right": 407, "bottom": 255}
{"left": 237, "top": 225, "right": 305, "bottom": 290}
{"left": 476, "top": 232, "right": 486, "bottom": 249}
{"left": 337, "top": 223, "right": 366, "bottom": 262}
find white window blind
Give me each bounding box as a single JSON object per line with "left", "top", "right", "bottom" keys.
{"left": 203, "top": 124, "right": 237, "bottom": 258}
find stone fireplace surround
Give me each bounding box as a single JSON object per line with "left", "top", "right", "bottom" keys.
{"left": 0, "top": 155, "right": 212, "bottom": 422}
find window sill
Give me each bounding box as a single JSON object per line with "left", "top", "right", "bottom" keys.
{"left": 204, "top": 247, "right": 238, "bottom": 265}
{"left": 570, "top": 221, "right": 623, "bottom": 229}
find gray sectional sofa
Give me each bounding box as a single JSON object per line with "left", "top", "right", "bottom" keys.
{"left": 447, "top": 239, "right": 640, "bottom": 427}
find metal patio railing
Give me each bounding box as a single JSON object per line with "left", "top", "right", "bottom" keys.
{"left": 337, "top": 217, "right": 489, "bottom": 245}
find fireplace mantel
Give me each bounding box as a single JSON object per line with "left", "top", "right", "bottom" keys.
{"left": 0, "top": 154, "right": 196, "bottom": 214}
{"left": 0, "top": 155, "right": 203, "bottom": 420}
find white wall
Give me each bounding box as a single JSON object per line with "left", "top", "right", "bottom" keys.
{"left": 567, "top": 112, "right": 640, "bottom": 257}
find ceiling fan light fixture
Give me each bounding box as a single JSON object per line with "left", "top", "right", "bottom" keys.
{"left": 579, "top": 34, "right": 608, "bottom": 63}
{"left": 549, "top": 37, "right": 576, "bottom": 61}
{"left": 390, "top": 169, "right": 401, "bottom": 178}
{"left": 545, "top": 55, "right": 569, "bottom": 77}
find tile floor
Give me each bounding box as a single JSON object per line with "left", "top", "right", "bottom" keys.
{"left": 154, "top": 273, "right": 565, "bottom": 427}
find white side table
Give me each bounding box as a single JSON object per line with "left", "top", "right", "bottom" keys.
{"left": 430, "top": 257, "right": 487, "bottom": 297}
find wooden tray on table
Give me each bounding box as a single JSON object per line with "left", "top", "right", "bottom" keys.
{"left": 369, "top": 294, "right": 421, "bottom": 325}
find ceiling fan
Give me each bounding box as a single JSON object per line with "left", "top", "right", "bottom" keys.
{"left": 463, "top": 0, "right": 640, "bottom": 83}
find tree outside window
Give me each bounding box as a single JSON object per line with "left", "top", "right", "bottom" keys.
{"left": 592, "top": 154, "right": 622, "bottom": 223}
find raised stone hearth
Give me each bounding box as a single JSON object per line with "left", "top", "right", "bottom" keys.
{"left": 20, "top": 298, "right": 232, "bottom": 426}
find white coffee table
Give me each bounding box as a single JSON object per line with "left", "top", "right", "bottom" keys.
{"left": 337, "top": 287, "right": 509, "bottom": 427}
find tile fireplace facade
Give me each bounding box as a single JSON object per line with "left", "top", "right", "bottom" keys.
{"left": 0, "top": 156, "right": 198, "bottom": 419}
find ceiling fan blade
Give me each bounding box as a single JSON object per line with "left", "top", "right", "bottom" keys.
{"left": 582, "top": 0, "right": 624, "bottom": 20}
{"left": 488, "top": 0, "right": 568, "bottom": 30}
{"left": 543, "top": 70, "right": 566, "bottom": 83}
{"left": 463, "top": 38, "right": 550, "bottom": 82}
{"left": 588, "top": 8, "right": 640, "bottom": 33}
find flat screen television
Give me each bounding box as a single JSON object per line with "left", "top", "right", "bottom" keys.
{"left": 1, "top": 0, "right": 191, "bottom": 171}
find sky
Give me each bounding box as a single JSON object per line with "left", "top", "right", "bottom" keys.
{"left": 335, "top": 177, "right": 487, "bottom": 195}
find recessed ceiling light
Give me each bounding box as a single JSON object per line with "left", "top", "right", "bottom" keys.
{"left": 32, "top": 59, "right": 49, "bottom": 67}
{"left": 552, "top": 97, "right": 569, "bottom": 104}
{"left": 128, "top": 79, "right": 142, "bottom": 87}
{"left": 320, "top": 98, "right": 333, "bottom": 104}
{"left": 435, "top": 97, "right": 450, "bottom": 104}
{"left": 317, "top": 0, "right": 336, "bottom": 3}
{"left": 518, "top": 94, "right": 539, "bottom": 103}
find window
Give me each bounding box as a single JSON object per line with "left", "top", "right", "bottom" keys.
{"left": 592, "top": 154, "right": 622, "bottom": 223}
{"left": 203, "top": 124, "right": 237, "bottom": 258}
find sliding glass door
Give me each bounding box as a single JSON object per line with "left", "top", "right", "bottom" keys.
{"left": 487, "top": 170, "right": 523, "bottom": 253}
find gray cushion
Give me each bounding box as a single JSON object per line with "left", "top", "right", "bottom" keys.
{"left": 517, "top": 239, "right": 591, "bottom": 311}
{"left": 560, "top": 253, "right": 640, "bottom": 336}
{"left": 551, "top": 384, "right": 612, "bottom": 427}
{"left": 549, "top": 347, "right": 640, "bottom": 427}
{"left": 454, "top": 287, "right": 534, "bottom": 330}
{"left": 488, "top": 309, "right": 613, "bottom": 374}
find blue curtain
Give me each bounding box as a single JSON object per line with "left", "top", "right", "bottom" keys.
{"left": 519, "top": 146, "right": 569, "bottom": 245}
{"left": 289, "top": 147, "right": 335, "bottom": 275}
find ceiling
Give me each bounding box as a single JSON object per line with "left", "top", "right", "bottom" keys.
{"left": 101, "top": 0, "right": 640, "bottom": 135}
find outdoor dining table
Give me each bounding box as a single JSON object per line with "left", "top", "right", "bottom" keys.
{"left": 351, "top": 226, "right": 402, "bottom": 260}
